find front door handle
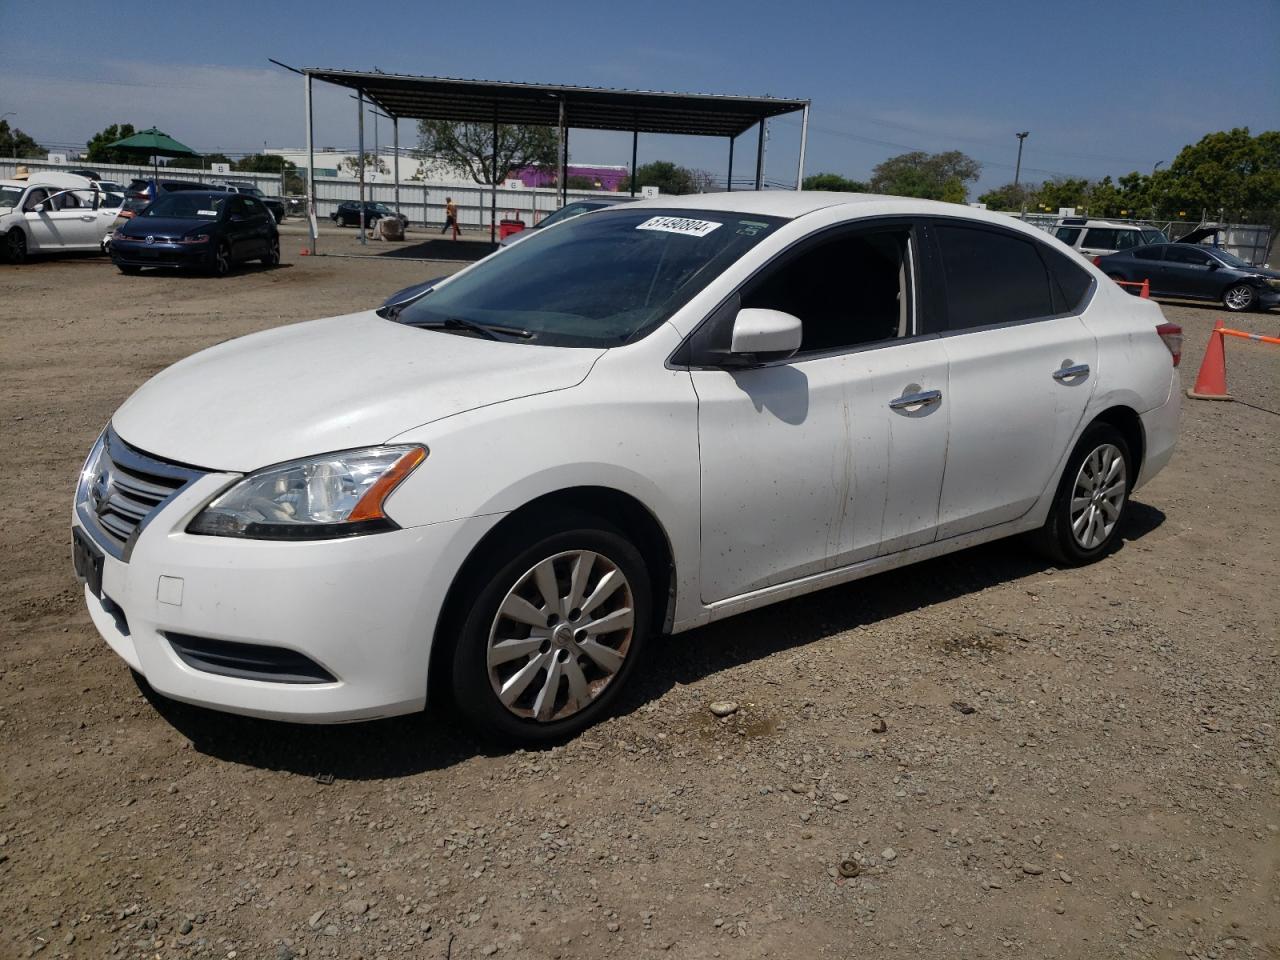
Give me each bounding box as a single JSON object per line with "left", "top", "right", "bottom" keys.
{"left": 889, "top": 389, "right": 942, "bottom": 410}
{"left": 1052, "top": 363, "right": 1090, "bottom": 382}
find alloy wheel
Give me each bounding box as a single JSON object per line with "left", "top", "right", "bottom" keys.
{"left": 1069, "top": 442, "right": 1127, "bottom": 549}
{"left": 7, "top": 229, "right": 26, "bottom": 263}
{"left": 1224, "top": 284, "right": 1253, "bottom": 311}
{"left": 486, "top": 550, "right": 635, "bottom": 722}
{"left": 214, "top": 244, "right": 230, "bottom": 276}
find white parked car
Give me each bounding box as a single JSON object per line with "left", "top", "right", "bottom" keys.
{"left": 1, "top": 173, "right": 123, "bottom": 262}
{"left": 1053, "top": 218, "right": 1169, "bottom": 259}
{"left": 72, "top": 193, "right": 1181, "bottom": 743}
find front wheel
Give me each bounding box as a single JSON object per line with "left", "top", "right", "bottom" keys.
{"left": 5, "top": 227, "right": 27, "bottom": 264}
{"left": 261, "top": 236, "right": 280, "bottom": 266}
{"left": 1030, "top": 423, "right": 1132, "bottom": 566}
{"left": 211, "top": 242, "right": 232, "bottom": 277}
{"left": 451, "top": 521, "right": 651, "bottom": 744}
{"left": 1223, "top": 283, "right": 1255, "bottom": 312}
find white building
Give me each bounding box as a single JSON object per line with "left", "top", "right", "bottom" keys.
{"left": 266, "top": 148, "right": 473, "bottom": 184}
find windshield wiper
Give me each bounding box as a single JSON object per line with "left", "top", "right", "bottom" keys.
{"left": 414, "top": 317, "right": 534, "bottom": 341}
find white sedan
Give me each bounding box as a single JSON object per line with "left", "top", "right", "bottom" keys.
{"left": 72, "top": 193, "right": 1181, "bottom": 743}
{"left": 1, "top": 175, "right": 123, "bottom": 262}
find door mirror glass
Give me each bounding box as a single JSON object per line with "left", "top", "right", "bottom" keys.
{"left": 1207, "top": 260, "right": 1220, "bottom": 270}
{"left": 32, "top": 202, "right": 45, "bottom": 213}
{"left": 730, "top": 308, "right": 803, "bottom": 363}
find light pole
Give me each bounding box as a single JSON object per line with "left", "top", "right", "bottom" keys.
{"left": 1013, "top": 131, "right": 1029, "bottom": 189}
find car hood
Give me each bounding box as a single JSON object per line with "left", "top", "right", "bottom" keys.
{"left": 111, "top": 311, "right": 604, "bottom": 472}
{"left": 122, "top": 216, "right": 217, "bottom": 237}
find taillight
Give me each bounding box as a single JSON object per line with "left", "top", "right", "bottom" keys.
{"left": 1091, "top": 255, "right": 1103, "bottom": 267}
{"left": 1156, "top": 322, "right": 1183, "bottom": 366}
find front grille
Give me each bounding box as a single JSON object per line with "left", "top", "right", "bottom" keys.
{"left": 77, "top": 427, "right": 207, "bottom": 561}
{"left": 165, "top": 633, "right": 337, "bottom": 684}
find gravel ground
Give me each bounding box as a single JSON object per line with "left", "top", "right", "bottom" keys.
{"left": 1, "top": 239, "right": 1277, "bottom": 960}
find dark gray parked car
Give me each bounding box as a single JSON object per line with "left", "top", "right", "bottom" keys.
{"left": 1097, "top": 242, "right": 1279, "bottom": 312}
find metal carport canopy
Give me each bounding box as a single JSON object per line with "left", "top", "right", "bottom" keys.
{"left": 298, "top": 68, "right": 810, "bottom": 251}
{"left": 302, "top": 68, "right": 808, "bottom": 138}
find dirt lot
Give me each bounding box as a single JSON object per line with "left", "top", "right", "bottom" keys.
{"left": 2, "top": 234, "right": 1278, "bottom": 960}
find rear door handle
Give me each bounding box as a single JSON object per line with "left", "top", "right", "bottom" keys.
{"left": 1052, "top": 363, "right": 1090, "bottom": 381}
{"left": 889, "top": 389, "right": 942, "bottom": 410}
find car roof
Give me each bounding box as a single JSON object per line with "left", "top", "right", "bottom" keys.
{"left": 608, "top": 191, "right": 1062, "bottom": 236}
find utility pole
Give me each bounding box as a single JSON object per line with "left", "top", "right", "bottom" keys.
{"left": 1013, "top": 131, "right": 1029, "bottom": 189}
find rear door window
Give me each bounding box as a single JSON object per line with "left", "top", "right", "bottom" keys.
{"left": 1082, "top": 227, "right": 1118, "bottom": 250}
{"left": 935, "top": 224, "right": 1056, "bottom": 330}
{"left": 1134, "top": 246, "right": 1165, "bottom": 262}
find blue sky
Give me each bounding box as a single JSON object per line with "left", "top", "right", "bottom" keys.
{"left": 5, "top": 0, "right": 1278, "bottom": 193}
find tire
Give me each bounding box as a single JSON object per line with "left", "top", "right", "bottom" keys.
{"left": 211, "top": 242, "right": 232, "bottom": 277}
{"left": 261, "top": 236, "right": 280, "bottom": 266}
{"left": 5, "top": 227, "right": 27, "bottom": 264}
{"left": 450, "top": 517, "right": 652, "bottom": 745}
{"left": 1030, "top": 423, "right": 1132, "bottom": 567}
{"left": 117, "top": 264, "right": 142, "bottom": 275}
{"left": 1222, "top": 283, "right": 1255, "bottom": 312}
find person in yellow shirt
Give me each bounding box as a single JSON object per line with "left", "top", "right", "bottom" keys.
{"left": 441, "top": 197, "right": 458, "bottom": 240}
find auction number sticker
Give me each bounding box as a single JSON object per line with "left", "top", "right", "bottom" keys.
{"left": 197, "top": 210, "right": 218, "bottom": 217}
{"left": 636, "top": 216, "right": 722, "bottom": 238}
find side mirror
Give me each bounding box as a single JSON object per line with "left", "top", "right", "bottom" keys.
{"left": 32, "top": 202, "right": 45, "bottom": 213}
{"left": 729, "top": 308, "right": 803, "bottom": 364}
{"left": 1207, "top": 260, "right": 1220, "bottom": 271}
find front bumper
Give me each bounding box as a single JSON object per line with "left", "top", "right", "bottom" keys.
{"left": 73, "top": 462, "right": 501, "bottom": 722}
{"left": 111, "top": 238, "right": 213, "bottom": 269}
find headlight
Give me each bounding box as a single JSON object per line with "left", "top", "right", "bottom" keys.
{"left": 1265, "top": 278, "right": 1280, "bottom": 290}
{"left": 178, "top": 233, "right": 210, "bottom": 245}
{"left": 187, "top": 445, "right": 426, "bottom": 540}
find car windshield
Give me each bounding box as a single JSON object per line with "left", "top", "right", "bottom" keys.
{"left": 395, "top": 208, "right": 784, "bottom": 347}
{"left": 141, "top": 193, "right": 226, "bottom": 219}
{"left": 1208, "top": 248, "right": 1251, "bottom": 268}
{"left": 537, "top": 201, "right": 609, "bottom": 229}
{"left": 0, "top": 185, "right": 23, "bottom": 209}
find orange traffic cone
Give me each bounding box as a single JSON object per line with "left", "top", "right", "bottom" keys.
{"left": 1186, "top": 320, "right": 1232, "bottom": 401}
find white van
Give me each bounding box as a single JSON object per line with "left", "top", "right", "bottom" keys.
{"left": 1053, "top": 218, "right": 1168, "bottom": 259}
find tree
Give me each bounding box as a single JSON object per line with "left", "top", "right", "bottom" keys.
{"left": 1035, "top": 176, "right": 1091, "bottom": 212}
{"left": 234, "top": 153, "right": 305, "bottom": 193}
{"left": 688, "top": 169, "right": 718, "bottom": 193}
{"left": 1156, "top": 128, "right": 1280, "bottom": 221}
{"left": 802, "top": 172, "right": 868, "bottom": 192}
{"left": 339, "top": 153, "right": 389, "bottom": 177}
{"left": 84, "top": 124, "right": 138, "bottom": 164}
{"left": 0, "top": 120, "right": 42, "bottom": 158}
{"left": 869, "top": 150, "right": 980, "bottom": 202}
{"left": 632, "top": 161, "right": 696, "bottom": 195}
{"left": 565, "top": 174, "right": 598, "bottom": 190}
{"left": 976, "top": 182, "right": 1032, "bottom": 210}
{"left": 416, "top": 120, "right": 558, "bottom": 185}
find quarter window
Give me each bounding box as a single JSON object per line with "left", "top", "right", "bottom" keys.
{"left": 1054, "top": 226, "right": 1082, "bottom": 245}
{"left": 935, "top": 224, "right": 1056, "bottom": 330}
{"left": 740, "top": 229, "right": 913, "bottom": 354}
{"left": 1082, "top": 227, "right": 1118, "bottom": 249}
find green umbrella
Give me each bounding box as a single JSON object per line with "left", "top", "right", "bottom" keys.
{"left": 107, "top": 127, "right": 200, "bottom": 181}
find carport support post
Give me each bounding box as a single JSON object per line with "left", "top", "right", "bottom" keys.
{"left": 754, "top": 119, "right": 765, "bottom": 190}
{"left": 727, "top": 135, "right": 734, "bottom": 192}
{"left": 392, "top": 116, "right": 400, "bottom": 223}
{"left": 795, "top": 104, "right": 809, "bottom": 190}
{"left": 629, "top": 127, "right": 638, "bottom": 197}
{"left": 490, "top": 109, "right": 498, "bottom": 244}
{"left": 357, "top": 89, "right": 366, "bottom": 245}
{"left": 304, "top": 71, "right": 316, "bottom": 255}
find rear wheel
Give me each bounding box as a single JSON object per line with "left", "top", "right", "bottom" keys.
{"left": 5, "top": 227, "right": 27, "bottom": 264}
{"left": 450, "top": 518, "right": 651, "bottom": 744}
{"left": 1030, "top": 423, "right": 1132, "bottom": 566}
{"left": 1223, "top": 283, "right": 1255, "bottom": 312}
